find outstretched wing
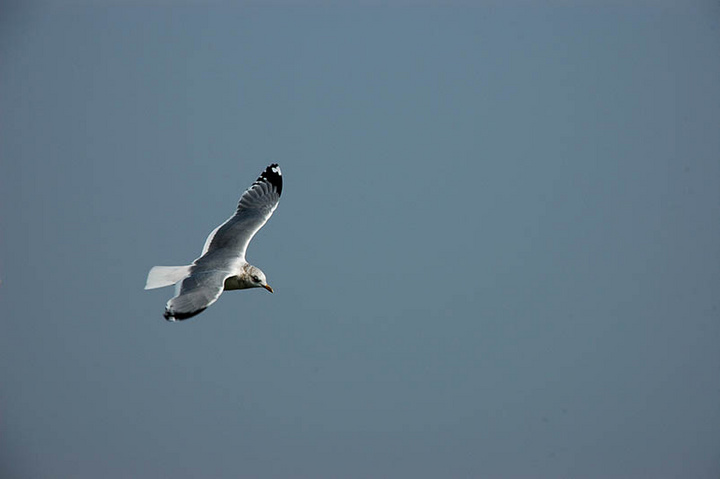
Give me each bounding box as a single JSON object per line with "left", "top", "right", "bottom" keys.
{"left": 200, "top": 164, "right": 282, "bottom": 261}
{"left": 164, "top": 267, "right": 234, "bottom": 321}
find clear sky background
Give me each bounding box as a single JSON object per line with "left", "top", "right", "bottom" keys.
{"left": 1, "top": 2, "right": 719, "bottom": 478}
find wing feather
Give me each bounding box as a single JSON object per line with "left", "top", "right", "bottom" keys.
{"left": 164, "top": 268, "right": 232, "bottom": 321}
{"left": 200, "top": 164, "right": 282, "bottom": 260}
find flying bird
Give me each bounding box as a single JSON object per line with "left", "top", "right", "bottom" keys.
{"left": 145, "top": 164, "right": 282, "bottom": 321}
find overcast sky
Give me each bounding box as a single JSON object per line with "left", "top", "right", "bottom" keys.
{"left": 1, "top": 2, "right": 719, "bottom": 478}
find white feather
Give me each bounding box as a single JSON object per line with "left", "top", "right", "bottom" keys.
{"left": 145, "top": 265, "right": 192, "bottom": 290}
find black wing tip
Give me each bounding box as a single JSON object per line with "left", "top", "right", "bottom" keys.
{"left": 254, "top": 163, "right": 282, "bottom": 196}
{"left": 164, "top": 307, "right": 206, "bottom": 321}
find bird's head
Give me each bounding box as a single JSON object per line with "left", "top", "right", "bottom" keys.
{"left": 246, "top": 264, "right": 273, "bottom": 293}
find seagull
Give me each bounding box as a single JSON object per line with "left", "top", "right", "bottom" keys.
{"left": 145, "top": 164, "right": 282, "bottom": 321}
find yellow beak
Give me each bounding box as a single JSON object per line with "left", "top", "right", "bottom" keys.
{"left": 263, "top": 284, "right": 274, "bottom": 293}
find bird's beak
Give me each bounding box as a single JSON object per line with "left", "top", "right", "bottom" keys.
{"left": 263, "top": 284, "right": 274, "bottom": 293}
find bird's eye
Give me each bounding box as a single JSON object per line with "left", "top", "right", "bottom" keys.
{"left": 252, "top": 275, "right": 260, "bottom": 283}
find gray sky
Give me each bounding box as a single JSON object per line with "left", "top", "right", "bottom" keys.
{"left": 1, "top": 2, "right": 719, "bottom": 478}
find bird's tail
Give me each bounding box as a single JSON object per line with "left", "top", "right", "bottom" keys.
{"left": 145, "top": 265, "right": 192, "bottom": 290}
